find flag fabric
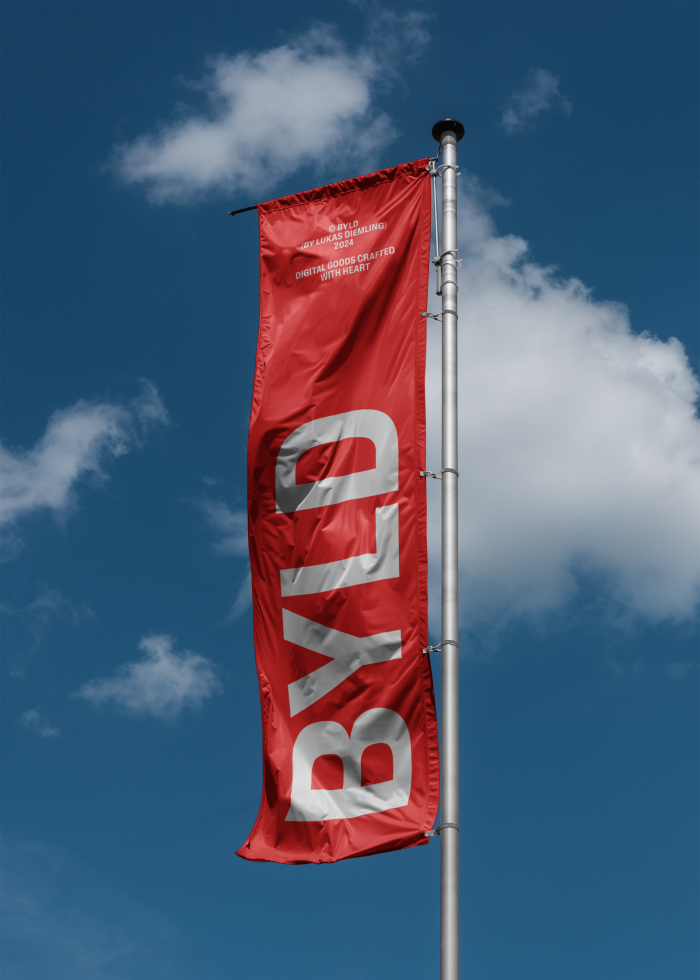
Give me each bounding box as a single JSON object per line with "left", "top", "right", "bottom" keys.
{"left": 237, "top": 159, "right": 438, "bottom": 864}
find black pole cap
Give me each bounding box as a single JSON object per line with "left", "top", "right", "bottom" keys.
{"left": 432, "top": 118, "right": 465, "bottom": 142}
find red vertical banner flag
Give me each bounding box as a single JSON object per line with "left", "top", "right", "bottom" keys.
{"left": 237, "top": 160, "right": 438, "bottom": 864}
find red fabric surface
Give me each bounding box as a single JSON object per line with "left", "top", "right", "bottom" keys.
{"left": 237, "top": 160, "right": 438, "bottom": 864}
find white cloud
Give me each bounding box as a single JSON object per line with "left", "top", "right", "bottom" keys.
{"left": 200, "top": 500, "right": 248, "bottom": 556}
{"left": 20, "top": 710, "right": 59, "bottom": 738}
{"left": 0, "top": 381, "right": 168, "bottom": 540}
{"left": 75, "top": 634, "right": 221, "bottom": 720}
{"left": 500, "top": 69, "right": 571, "bottom": 133}
{"left": 425, "top": 180, "right": 700, "bottom": 630}
{"left": 112, "top": 15, "right": 429, "bottom": 204}
{"left": 228, "top": 568, "right": 252, "bottom": 622}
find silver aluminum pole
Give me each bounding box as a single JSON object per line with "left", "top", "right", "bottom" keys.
{"left": 432, "top": 117, "right": 464, "bottom": 980}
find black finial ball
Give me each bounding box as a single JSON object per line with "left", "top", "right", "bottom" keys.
{"left": 432, "top": 118, "right": 465, "bottom": 142}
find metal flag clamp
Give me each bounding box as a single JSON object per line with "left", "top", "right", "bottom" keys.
{"left": 423, "top": 639, "right": 460, "bottom": 654}
{"left": 422, "top": 311, "right": 459, "bottom": 322}
{"left": 425, "top": 823, "right": 461, "bottom": 838}
{"left": 420, "top": 468, "right": 459, "bottom": 479}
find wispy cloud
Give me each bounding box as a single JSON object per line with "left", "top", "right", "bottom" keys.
{"left": 0, "top": 381, "right": 168, "bottom": 550}
{"left": 1, "top": 587, "right": 94, "bottom": 676}
{"left": 19, "top": 587, "right": 93, "bottom": 624}
{"left": 20, "top": 709, "right": 60, "bottom": 738}
{"left": 112, "top": 14, "right": 429, "bottom": 204}
{"left": 425, "top": 178, "right": 700, "bottom": 630}
{"left": 665, "top": 662, "right": 692, "bottom": 680}
{"left": 75, "top": 634, "right": 221, "bottom": 720}
{"left": 1, "top": 839, "right": 174, "bottom": 979}
{"left": 198, "top": 500, "right": 251, "bottom": 619}
{"left": 200, "top": 499, "right": 248, "bottom": 556}
{"left": 228, "top": 568, "right": 252, "bottom": 622}
{"left": 499, "top": 69, "right": 571, "bottom": 133}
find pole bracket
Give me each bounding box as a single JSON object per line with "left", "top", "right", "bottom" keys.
{"left": 420, "top": 468, "right": 459, "bottom": 480}
{"left": 425, "top": 823, "right": 460, "bottom": 837}
{"left": 433, "top": 249, "right": 462, "bottom": 272}
{"left": 422, "top": 639, "right": 460, "bottom": 654}
{"left": 421, "top": 311, "right": 460, "bottom": 323}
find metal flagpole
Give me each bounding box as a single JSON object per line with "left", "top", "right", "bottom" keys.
{"left": 432, "top": 117, "right": 464, "bottom": 980}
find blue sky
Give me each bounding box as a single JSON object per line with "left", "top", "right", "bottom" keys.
{"left": 1, "top": 3, "right": 697, "bottom": 978}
